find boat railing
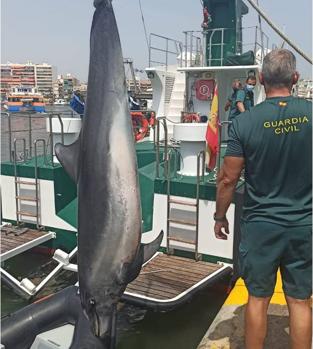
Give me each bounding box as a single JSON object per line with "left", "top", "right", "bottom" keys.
{"left": 48, "top": 113, "right": 65, "bottom": 166}
{"left": 182, "top": 31, "right": 204, "bottom": 67}
{"left": 155, "top": 116, "right": 169, "bottom": 178}
{"left": 240, "top": 25, "right": 270, "bottom": 63}
{"left": 195, "top": 150, "right": 206, "bottom": 260}
{"left": 34, "top": 139, "right": 48, "bottom": 229}
{"left": 206, "top": 25, "right": 270, "bottom": 66}
{"left": 165, "top": 148, "right": 205, "bottom": 261}
{"left": 149, "top": 33, "right": 183, "bottom": 70}
{"left": 1, "top": 111, "right": 69, "bottom": 166}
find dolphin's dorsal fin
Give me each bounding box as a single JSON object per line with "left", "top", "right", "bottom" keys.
{"left": 55, "top": 139, "right": 80, "bottom": 184}
{"left": 125, "top": 230, "right": 164, "bottom": 284}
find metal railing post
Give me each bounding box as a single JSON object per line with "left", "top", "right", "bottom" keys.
{"left": 34, "top": 139, "right": 47, "bottom": 229}
{"left": 190, "top": 32, "right": 193, "bottom": 66}
{"left": 28, "top": 114, "right": 33, "bottom": 158}
{"left": 196, "top": 150, "right": 205, "bottom": 261}
{"left": 221, "top": 29, "right": 224, "bottom": 66}
{"left": 166, "top": 150, "right": 172, "bottom": 255}
{"left": 8, "top": 113, "right": 13, "bottom": 162}
{"left": 217, "top": 121, "right": 232, "bottom": 173}
{"left": 156, "top": 119, "right": 160, "bottom": 178}
{"left": 13, "top": 138, "right": 27, "bottom": 226}
{"left": 149, "top": 34, "right": 152, "bottom": 67}
{"left": 184, "top": 32, "right": 188, "bottom": 67}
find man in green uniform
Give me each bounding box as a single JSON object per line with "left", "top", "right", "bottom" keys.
{"left": 224, "top": 79, "right": 244, "bottom": 121}
{"left": 225, "top": 76, "right": 257, "bottom": 132}
{"left": 243, "top": 75, "right": 257, "bottom": 111}
{"left": 214, "top": 49, "right": 312, "bottom": 349}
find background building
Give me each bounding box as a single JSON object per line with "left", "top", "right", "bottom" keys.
{"left": 53, "top": 74, "right": 80, "bottom": 101}
{"left": 35, "top": 63, "right": 55, "bottom": 100}
{"left": 1, "top": 61, "right": 55, "bottom": 101}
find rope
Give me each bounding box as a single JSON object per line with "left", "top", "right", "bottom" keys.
{"left": 138, "top": 0, "right": 150, "bottom": 54}
{"left": 245, "top": 0, "right": 312, "bottom": 65}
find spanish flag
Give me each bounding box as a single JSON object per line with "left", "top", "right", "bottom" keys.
{"left": 206, "top": 84, "right": 219, "bottom": 170}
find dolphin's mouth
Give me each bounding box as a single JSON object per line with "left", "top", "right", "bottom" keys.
{"left": 86, "top": 298, "right": 101, "bottom": 337}
{"left": 93, "top": 308, "right": 101, "bottom": 337}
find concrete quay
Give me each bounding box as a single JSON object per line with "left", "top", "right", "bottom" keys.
{"left": 197, "top": 274, "right": 289, "bottom": 349}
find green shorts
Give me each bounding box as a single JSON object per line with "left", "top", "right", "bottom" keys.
{"left": 239, "top": 220, "right": 312, "bottom": 299}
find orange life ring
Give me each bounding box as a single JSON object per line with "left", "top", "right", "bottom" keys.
{"left": 131, "top": 112, "right": 149, "bottom": 142}
{"left": 182, "top": 113, "right": 200, "bottom": 123}
{"left": 148, "top": 111, "right": 156, "bottom": 127}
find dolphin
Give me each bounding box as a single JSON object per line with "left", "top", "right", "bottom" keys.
{"left": 55, "top": 0, "right": 163, "bottom": 344}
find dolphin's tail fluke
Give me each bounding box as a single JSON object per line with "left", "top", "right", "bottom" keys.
{"left": 94, "top": 0, "right": 112, "bottom": 8}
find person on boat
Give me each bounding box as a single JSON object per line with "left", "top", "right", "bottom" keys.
{"left": 128, "top": 92, "right": 140, "bottom": 111}
{"left": 225, "top": 76, "right": 257, "bottom": 123}
{"left": 243, "top": 75, "right": 257, "bottom": 110}
{"left": 214, "top": 49, "right": 312, "bottom": 349}
{"left": 224, "top": 79, "right": 244, "bottom": 119}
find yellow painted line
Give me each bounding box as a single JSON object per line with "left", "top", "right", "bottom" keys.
{"left": 225, "top": 271, "right": 286, "bottom": 305}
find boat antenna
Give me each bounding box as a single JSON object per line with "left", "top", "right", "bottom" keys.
{"left": 245, "top": 0, "right": 312, "bottom": 64}
{"left": 138, "top": 0, "right": 150, "bottom": 54}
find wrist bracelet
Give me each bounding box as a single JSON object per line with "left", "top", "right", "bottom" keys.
{"left": 214, "top": 213, "right": 227, "bottom": 222}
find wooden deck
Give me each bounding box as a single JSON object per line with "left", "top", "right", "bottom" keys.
{"left": 124, "top": 253, "right": 229, "bottom": 309}
{"left": 1, "top": 225, "right": 55, "bottom": 262}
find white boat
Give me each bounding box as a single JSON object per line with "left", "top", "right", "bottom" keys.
{"left": 1, "top": 0, "right": 311, "bottom": 348}
{"left": 54, "top": 99, "right": 67, "bottom": 105}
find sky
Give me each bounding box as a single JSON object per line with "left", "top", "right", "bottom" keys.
{"left": 1, "top": 0, "right": 312, "bottom": 82}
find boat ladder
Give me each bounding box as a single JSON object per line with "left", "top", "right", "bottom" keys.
{"left": 166, "top": 151, "right": 205, "bottom": 261}
{"left": 13, "top": 138, "right": 47, "bottom": 230}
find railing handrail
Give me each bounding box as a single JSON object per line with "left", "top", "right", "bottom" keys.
{"left": 149, "top": 33, "right": 183, "bottom": 70}
{"left": 155, "top": 117, "right": 168, "bottom": 179}
{"left": 48, "top": 113, "right": 64, "bottom": 166}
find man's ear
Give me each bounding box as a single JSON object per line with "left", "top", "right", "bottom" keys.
{"left": 259, "top": 72, "right": 264, "bottom": 86}
{"left": 292, "top": 71, "right": 300, "bottom": 85}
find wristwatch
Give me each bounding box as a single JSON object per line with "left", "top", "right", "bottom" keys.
{"left": 214, "top": 213, "right": 227, "bottom": 222}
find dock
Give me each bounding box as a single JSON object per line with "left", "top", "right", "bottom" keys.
{"left": 197, "top": 273, "right": 288, "bottom": 349}
{"left": 122, "top": 253, "right": 232, "bottom": 311}
{"left": 1, "top": 225, "right": 55, "bottom": 262}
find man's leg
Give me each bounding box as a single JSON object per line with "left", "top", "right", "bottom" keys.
{"left": 245, "top": 294, "right": 271, "bottom": 349}
{"left": 286, "top": 295, "right": 312, "bottom": 349}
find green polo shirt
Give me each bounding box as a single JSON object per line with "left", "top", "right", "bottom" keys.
{"left": 228, "top": 88, "right": 254, "bottom": 121}
{"left": 226, "top": 96, "right": 312, "bottom": 226}
{"left": 243, "top": 87, "right": 254, "bottom": 111}
{"left": 228, "top": 89, "right": 246, "bottom": 120}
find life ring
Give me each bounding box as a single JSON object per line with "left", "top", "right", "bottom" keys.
{"left": 148, "top": 111, "right": 156, "bottom": 127}
{"left": 131, "top": 112, "right": 149, "bottom": 142}
{"left": 182, "top": 113, "right": 200, "bottom": 123}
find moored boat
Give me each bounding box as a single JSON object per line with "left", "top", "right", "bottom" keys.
{"left": 5, "top": 86, "right": 45, "bottom": 113}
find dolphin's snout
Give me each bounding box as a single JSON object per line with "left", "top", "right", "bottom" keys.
{"left": 90, "top": 310, "right": 112, "bottom": 340}
{"left": 85, "top": 298, "right": 112, "bottom": 339}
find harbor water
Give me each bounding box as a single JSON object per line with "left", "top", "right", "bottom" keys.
{"left": 1, "top": 107, "right": 230, "bottom": 348}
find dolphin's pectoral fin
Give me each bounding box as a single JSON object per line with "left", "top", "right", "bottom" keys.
{"left": 55, "top": 138, "right": 80, "bottom": 184}
{"left": 126, "top": 230, "right": 164, "bottom": 284}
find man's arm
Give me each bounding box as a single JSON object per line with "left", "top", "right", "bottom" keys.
{"left": 214, "top": 156, "right": 245, "bottom": 239}
{"left": 224, "top": 99, "right": 231, "bottom": 111}
{"left": 235, "top": 90, "right": 246, "bottom": 113}
{"left": 236, "top": 101, "right": 245, "bottom": 113}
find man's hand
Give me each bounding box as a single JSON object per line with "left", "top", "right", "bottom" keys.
{"left": 214, "top": 219, "right": 230, "bottom": 240}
